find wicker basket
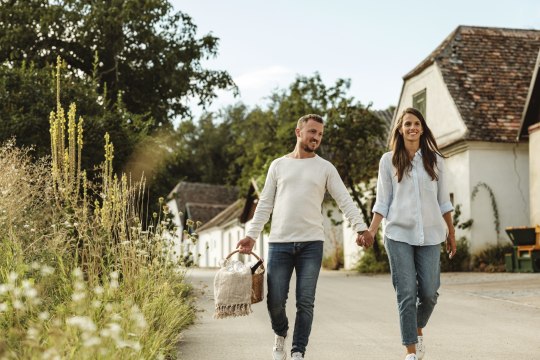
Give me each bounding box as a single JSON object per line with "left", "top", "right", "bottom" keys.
{"left": 226, "top": 250, "right": 265, "bottom": 304}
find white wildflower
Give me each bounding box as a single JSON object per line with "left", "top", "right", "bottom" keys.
{"left": 38, "top": 311, "right": 50, "bottom": 321}
{"left": 72, "top": 291, "right": 86, "bottom": 302}
{"left": 12, "top": 299, "right": 24, "bottom": 310}
{"left": 66, "top": 316, "right": 96, "bottom": 332}
{"left": 83, "top": 336, "right": 101, "bottom": 347}
{"left": 27, "top": 327, "right": 40, "bottom": 341}
{"left": 40, "top": 265, "right": 55, "bottom": 276}
{"left": 72, "top": 268, "right": 83, "bottom": 278}
{"left": 93, "top": 286, "right": 104, "bottom": 295}
{"left": 92, "top": 300, "right": 102, "bottom": 308}
{"left": 8, "top": 271, "right": 18, "bottom": 283}
{"left": 0, "top": 284, "right": 10, "bottom": 295}
{"left": 0, "top": 302, "right": 8, "bottom": 312}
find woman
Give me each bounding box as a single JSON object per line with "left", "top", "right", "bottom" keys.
{"left": 361, "top": 107, "right": 456, "bottom": 360}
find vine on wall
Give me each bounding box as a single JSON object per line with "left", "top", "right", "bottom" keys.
{"left": 471, "top": 182, "right": 500, "bottom": 240}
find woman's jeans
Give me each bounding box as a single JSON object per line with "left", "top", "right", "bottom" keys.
{"left": 384, "top": 237, "right": 441, "bottom": 345}
{"left": 267, "top": 241, "right": 323, "bottom": 356}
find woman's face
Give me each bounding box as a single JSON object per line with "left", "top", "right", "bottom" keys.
{"left": 400, "top": 113, "right": 423, "bottom": 142}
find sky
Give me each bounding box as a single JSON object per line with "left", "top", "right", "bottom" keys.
{"left": 171, "top": 0, "right": 540, "bottom": 116}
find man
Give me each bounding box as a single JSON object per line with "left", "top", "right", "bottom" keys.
{"left": 237, "top": 114, "right": 374, "bottom": 360}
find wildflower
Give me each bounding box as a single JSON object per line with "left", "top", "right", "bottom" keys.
{"left": 0, "top": 302, "right": 8, "bottom": 312}
{"left": 12, "top": 300, "right": 24, "bottom": 310}
{"left": 40, "top": 265, "right": 55, "bottom": 276}
{"left": 38, "top": 311, "right": 50, "bottom": 321}
{"left": 27, "top": 327, "right": 40, "bottom": 341}
{"left": 83, "top": 336, "right": 101, "bottom": 347}
{"left": 0, "top": 284, "right": 10, "bottom": 295}
{"left": 91, "top": 300, "right": 102, "bottom": 308}
{"left": 8, "top": 271, "right": 18, "bottom": 283}
{"left": 72, "top": 291, "right": 86, "bottom": 302}
{"left": 72, "top": 268, "right": 83, "bottom": 278}
{"left": 93, "top": 286, "right": 104, "bottom": 295}
{"left": 66, "top": 316, "right": 97, "bottom": 332}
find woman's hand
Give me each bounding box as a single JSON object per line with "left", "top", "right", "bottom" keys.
{"left": 446, "top": 232, "right": 457, "bottom": 259}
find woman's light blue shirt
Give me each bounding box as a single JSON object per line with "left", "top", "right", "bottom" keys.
{"left": 373, "top": 150, "right": 454, "bottom": 246}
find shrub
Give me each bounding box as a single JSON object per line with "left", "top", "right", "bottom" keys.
{"left": 440, "top": 237, "right": 471, "bottom": 272}
{"left": 355, "top": 239, "right": 390, "bottom": 274}
{"left": 0, "top": 60, "right": 195, "bottom": 359}
{"left": 322, "top": 245, "right": 344, "bottom": 270}
{"left": 471, "top": 242, "right": 514, "bottom": 272}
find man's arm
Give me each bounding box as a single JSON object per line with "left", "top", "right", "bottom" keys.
{"left": 237, "top": 161, "right": 278, "bottom": 254}
{"left": 325, "top": 164, "right": 368, "bottom": 234}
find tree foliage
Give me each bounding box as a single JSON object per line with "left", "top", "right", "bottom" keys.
{"left": 0, "top": 0, "right": 235, "bottom": 126}
{"left": 0, "top": 60, "right": 147, "bottom": 172}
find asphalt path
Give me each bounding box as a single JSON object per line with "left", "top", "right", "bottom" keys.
{"left": 177, "top": 269, "right": 540, "bottom": 359}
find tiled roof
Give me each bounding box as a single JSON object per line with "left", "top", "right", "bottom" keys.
{"left": 185, "top": 202, "right": 230, "bottom": 225}
{"left": 405, "top": 26, "right": 540, "bottom": 143}
{"left": 198, "top": 199, "right": 244, "bottom": 232}
{"left": 167, "top": 181, "right": 239, "bottom": 224}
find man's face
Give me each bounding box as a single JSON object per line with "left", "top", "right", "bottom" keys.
{"left": 296, "top": 119, "right": 324, "bottom": 152}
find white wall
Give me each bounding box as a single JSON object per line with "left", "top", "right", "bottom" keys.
{"left": 443, "top": 146, "right": 472, "bottom": 243}
{"left": 529, "top": 124, "right": 540, "bottom": 225}
{"left": 467, "top": 142, "right": 529, "bottom": 252}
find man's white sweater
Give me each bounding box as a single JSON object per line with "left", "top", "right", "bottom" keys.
{"left": 246, "top": 155, "right": 367, "bottom": 242}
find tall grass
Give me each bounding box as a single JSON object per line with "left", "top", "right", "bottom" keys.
{"left": 0, "top": 58, "right": 194, "bottom": 359}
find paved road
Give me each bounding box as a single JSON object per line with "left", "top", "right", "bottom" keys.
{"left": 177, "top": 269, "right": 540, "bottom": 359}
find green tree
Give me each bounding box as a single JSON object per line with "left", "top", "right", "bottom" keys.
{"left": 0, "top": 0, "right": 235, "bottom": 126}
{"left": 0, "top": 60, "right": 148, "bottom": 172}
{"left": 323, "top": 104, "right": 389, "bottom": 259}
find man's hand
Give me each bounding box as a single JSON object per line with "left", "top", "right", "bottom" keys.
{"left": 356, "top": 230, "right": 375, "bottom": 249}
{"left": 237, "top": 236, "right": 256, "bottom": 254}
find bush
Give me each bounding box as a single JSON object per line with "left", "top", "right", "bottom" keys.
{"left": 471, "top": 242, "right": 514, "bottom": 272}
{"left": 0, "top": 62, "right": 195, "bottom": 359}
{"left": 322, "top": 245, "right": 344, "bottom": 270}
{"left": 355, "top": 241, "right": 390, "bottom": 274}
{"left": 440, "top": 237, "right": 471, "bottom": 272}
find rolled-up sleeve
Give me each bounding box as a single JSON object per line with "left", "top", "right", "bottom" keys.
{"left": 436, "top": 156, "right": 454, "bottom": 215}
{"left": 372, "top": 154, "right": 393, "bottom": 218}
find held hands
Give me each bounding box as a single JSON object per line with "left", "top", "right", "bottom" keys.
{"left": 236, "top": 236, "right": 256, "bottom": 254}
{"left": 446, "top": 232, "right": 457, "bottom": 259}
{"left": 356, "top": 230, "right": 375, "bottom": 249}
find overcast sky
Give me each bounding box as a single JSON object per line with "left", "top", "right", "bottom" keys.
{"left": 171, "top": 0, "right": 540, "bottom": 116}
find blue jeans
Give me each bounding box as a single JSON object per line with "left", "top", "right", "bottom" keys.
{"left": 384, "top": 237, "right": 441, "bottom": 345}
{"left": 267, "top": 241, "right": 323, "bottom": 356}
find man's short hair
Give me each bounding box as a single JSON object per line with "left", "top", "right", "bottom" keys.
{"left": 297, "top": 114, "right": 324, "bottom": 129}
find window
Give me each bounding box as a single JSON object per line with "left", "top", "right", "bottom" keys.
{"left": 412, "top": 89, "right": 427, "bottom": 118}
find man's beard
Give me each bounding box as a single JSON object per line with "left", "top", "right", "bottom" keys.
{"left": 302, "top": 141, "right": 317, "bottom": 153}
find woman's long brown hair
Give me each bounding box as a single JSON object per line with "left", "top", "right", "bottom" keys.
{"left": 390, "top": 107, "right": 444, "bottom": 182}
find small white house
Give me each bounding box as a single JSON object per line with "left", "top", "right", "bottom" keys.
{"left": 165, "top": 181, "right": 238, "bottom": 263}
{"left": 392, "top": 26, "right": 540, "bottom": 253}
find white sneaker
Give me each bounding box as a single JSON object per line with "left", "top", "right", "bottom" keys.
{"left": 405, "top": 354, "right": 418, "bottom": 360}
{"left": 272, "top": 335, "right": 286, "bottom": 360}
{"left": 291, "top": 352, "right": 304, "bottom": 359}
{"left": 416, "top": 336, "right": 425, "bottom": 359}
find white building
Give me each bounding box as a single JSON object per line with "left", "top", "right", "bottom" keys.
{"left": 391, "top": 26, "right": 540, "bottom": 253}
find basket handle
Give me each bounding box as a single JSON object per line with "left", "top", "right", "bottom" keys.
{"left": 226, "top": 249, "right": 262, "bottom": 261}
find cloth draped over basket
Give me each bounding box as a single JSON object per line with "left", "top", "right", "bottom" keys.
{"left": 213, "top": 250, "right": 265, "bottom": 319}
{"left": 213, "top": 263, "right": 252, "bottom": 319}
